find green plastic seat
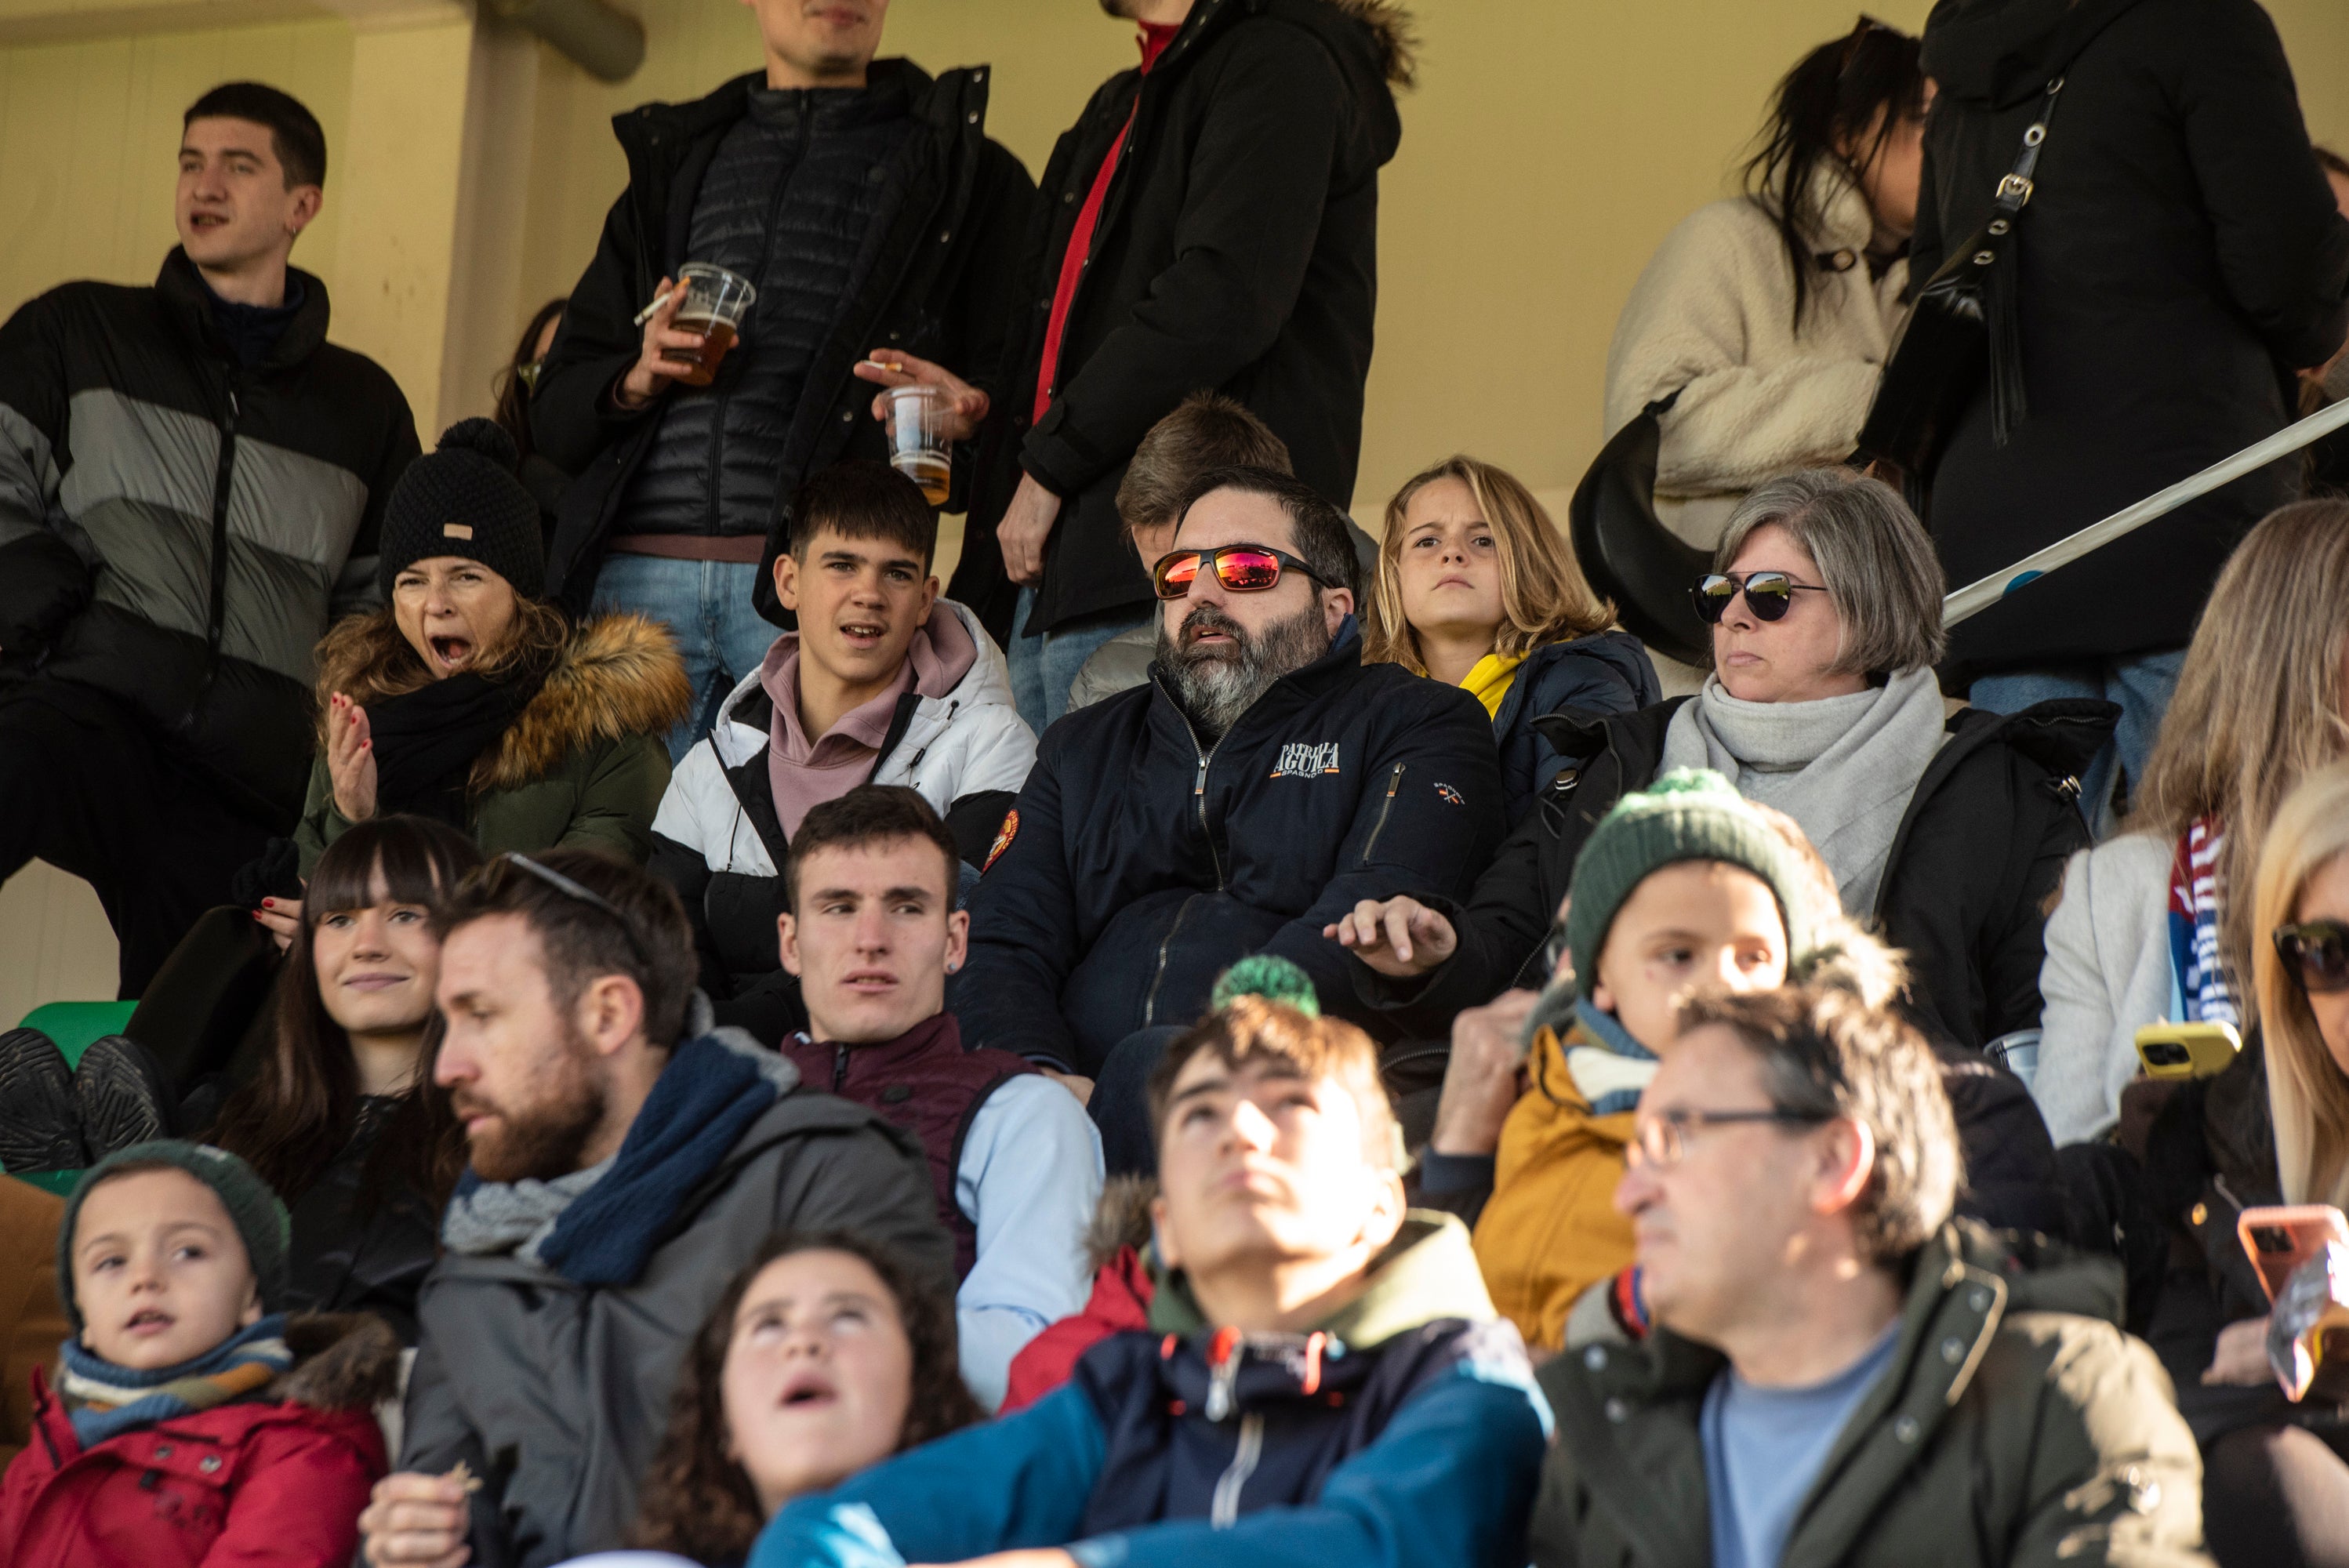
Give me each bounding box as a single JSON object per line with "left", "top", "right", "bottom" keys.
{"left": 15, "top": 1000, "right": 137, "bottom": 1070}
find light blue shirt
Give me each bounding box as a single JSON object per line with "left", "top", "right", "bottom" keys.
{"left": 1699, "top": 1323, "right": 1901, "bottom": 1568}
{"left": 953, "top": 1073, "right": 1104, "bottom": 1411}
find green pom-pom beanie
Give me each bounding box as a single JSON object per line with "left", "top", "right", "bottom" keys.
{"left": 1563, "top": 768, "right": 1822, "bottom": 1000}
{"left": 57, "top": 1141, "right": 291, "bottom": 1337}
{"left": 1211, "top": 954, "right": 1321, "bottom": 1017}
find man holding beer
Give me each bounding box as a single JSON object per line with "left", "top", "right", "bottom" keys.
{"left": 531, "top": 0, "right": 1036, "bottom": 760}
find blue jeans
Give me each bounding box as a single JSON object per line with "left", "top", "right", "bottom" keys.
{"left": 1009, "top": 586, "right": 1153, "bottom": 735}
{"left": 594, "top": 555, "right": 779, "bottom": 761}
{"left": 1970, "top": 648, "right": 2187, "bottom": 839}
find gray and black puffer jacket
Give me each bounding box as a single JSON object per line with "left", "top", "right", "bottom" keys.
{"left": 0, "top": 248, "right": 419, "bottom": 819}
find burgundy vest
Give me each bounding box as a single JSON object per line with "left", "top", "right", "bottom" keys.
{"left": 779, "top": 1013, "right": 1037, "bottom": 1278}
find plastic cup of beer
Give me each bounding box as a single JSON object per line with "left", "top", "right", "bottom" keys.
{"left": 670, "top": 263, "right": 757, "bottom": 387}
{"left": 887, "top": 384, "right": 953, "bottom": 506}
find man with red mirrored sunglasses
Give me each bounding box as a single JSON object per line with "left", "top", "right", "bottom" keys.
{"left": 952, "top": 466, "right": 1503, "bottom": 1177}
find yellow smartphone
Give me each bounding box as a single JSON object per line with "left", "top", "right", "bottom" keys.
{"left": 2137, "top": 1020, "right": 2242, "bottom": 1080}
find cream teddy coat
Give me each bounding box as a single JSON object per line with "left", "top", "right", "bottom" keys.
{"left": 1603, "top": 169, "right": 1910, "bottom": 549}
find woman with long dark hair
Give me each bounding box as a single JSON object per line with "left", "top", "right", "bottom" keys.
{"left": 1604, "top": 20, "right": 1930, "bottom": 550}
{"left": 207, "top": 815, "right": 477, "bottom": 1338}
{"left": 623, "top": 1231, "right": 982, "bottom": 1566}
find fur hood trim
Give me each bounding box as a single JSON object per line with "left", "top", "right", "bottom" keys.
{"left": 480, "top": 612, "right": 692, "bottom": 790}
{"left": 271, "top": 1312, "right": 404, "bottom": 1412}
{"left": 315, "top": 608, "right": 693, "bottom": 793}
{"left": 1324, "top": 0, "right": 1418, "bottom": 87}
{"left": 1086, "top": 1174, "right": 1159, "bottom": 1275}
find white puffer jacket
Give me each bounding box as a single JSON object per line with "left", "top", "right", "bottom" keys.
{"left": 1603, "top": 166, "right": 1910, "bottom": 549}
{"left": 654, "top": 598, "right": 1037, "bottom": 878}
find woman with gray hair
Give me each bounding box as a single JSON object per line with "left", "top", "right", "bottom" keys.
{"left": 1331, "top": 466, "right": 2115, "bottom": 1059}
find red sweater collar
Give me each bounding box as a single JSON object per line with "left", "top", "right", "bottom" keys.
{"left": 1138, "top": 20, "right": 1181, "bottom": 73}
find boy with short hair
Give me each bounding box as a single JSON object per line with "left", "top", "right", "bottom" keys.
{"left": 652, "top": 459, "right": 1035, "bottom": 1040}
{"left": 752, "top": 985, "right": 1552, "bottom": 1568}
{"left": 0, "top": 1141, "right": 397, "bottom": 1567}
{"left": 775, "top": 784, "right": 1100, "bottom": 1410}
{"left": 1066, "top": 391, "right": 1294, "bottom": 710}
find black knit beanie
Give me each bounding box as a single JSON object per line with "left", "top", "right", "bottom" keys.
{"left": 377, "top": 417, "right": 545, "bottom": 600}
{"left": 58, "top": 1141, "right": 291, "bottom": 1336}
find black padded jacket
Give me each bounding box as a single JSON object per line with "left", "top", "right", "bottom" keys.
{"left": 1361, "top": 695, "right": 2115, "bottom": 1055}
{"left": 532, "top": 60, "right": 1037, "bottom": 621}
{"left": 0, "top": 249, "right": 418, "bottom": 819}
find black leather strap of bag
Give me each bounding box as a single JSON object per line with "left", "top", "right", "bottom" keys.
{"left": 1854, "top": 76, "right": 2065, "bottom": 485}
{"left": 1984, "top": 78, "right": 2064, "bottom": 445}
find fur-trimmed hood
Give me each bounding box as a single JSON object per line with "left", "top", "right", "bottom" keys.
{"left": 270, "top": 1312, "right": 405, "bottom": 1412}
{"left": 477, "top": 612, "right": 692, "bottom": 790}
{"left": 1321, "top": 0, "right": 1417, "bottom": 87}
{"left": 318, "top": 609, "right": 692, "bottom": 793}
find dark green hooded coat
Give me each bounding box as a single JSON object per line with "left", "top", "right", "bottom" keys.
{"left": 1527, "top": 1221, "right": 2211, "bottom": 1568}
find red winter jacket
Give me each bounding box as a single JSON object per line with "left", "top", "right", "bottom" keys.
{"left": 999, "top": 1243, "right": 1154, "bottom": 1414}
{"left": 0, "top": 1313, "right": 396, "bottom": 1568}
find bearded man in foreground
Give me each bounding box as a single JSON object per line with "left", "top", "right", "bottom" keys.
{"left": 356, "top": 847, "right": 947, "bottom": 1568}
{"left": 952, "top": 466, "right": 1504, "bottom": 1175}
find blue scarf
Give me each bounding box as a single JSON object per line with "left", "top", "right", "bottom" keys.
{"left": 58, "top": 1316, "right": 291, "bottom": 1447}
{"left": 445, "top": 1033, "right": 783, "bottom": 1287}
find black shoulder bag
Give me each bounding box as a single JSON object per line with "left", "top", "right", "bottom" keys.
{"left": 1856, "top": 76, "right": 2065, "bottom": 486}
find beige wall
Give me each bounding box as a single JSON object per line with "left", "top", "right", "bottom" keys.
{"left": 0, "top": 0, "right": 2344, "bottom": 1011}
{"left": 0, "top": 16, "right": 351, "bottom": 314}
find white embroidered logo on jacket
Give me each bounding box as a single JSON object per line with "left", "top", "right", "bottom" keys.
{"left": 1269, "top": 742, "right": 1342, "bottom": 779}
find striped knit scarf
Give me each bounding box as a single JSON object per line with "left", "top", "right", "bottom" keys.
{"left": 59, "top": 1316, "right": 291, "bottom": 1447}
{"left": 2167, "top": 815, "right": 2238, "bottom": 1028}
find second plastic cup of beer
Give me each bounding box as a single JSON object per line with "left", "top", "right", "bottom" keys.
{"left": 670, "top": 263, "right": 757, "bottom": 387}
{"left": 887, "top": 384, "right": 952, "bottom": 506}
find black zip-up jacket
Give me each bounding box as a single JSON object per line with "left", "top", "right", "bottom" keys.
{"left": 531, "top": 59, "right": 1038, "bottom": 619}
{"left": 1914, "top": 0, "right": 2349, "bottom": 675}
{"left": 1363, "top": 695, "right": 2114, "bottom": 1054}
{"left": 0, "top": 249, "right": 418, "bottom": 819}
{"left": 953, "top": 0, "right": 1409, "bottom": 640}
{"left": 951, "top": 624, "right": 1503, "bottom": 1074}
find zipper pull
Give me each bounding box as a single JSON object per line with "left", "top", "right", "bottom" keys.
{"left": 1205, "top": 1327, "right": 1242, "bottom": 1422}
{"left": 1195, "top": 756, "right": 1208, "bottom": 798}
{"left": 833, "top": 1042, "right": 849, "bottom": 1091}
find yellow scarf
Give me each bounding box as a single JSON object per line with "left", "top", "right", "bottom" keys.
{"left": 1460, "top": 652, "right": 1527, "bottom": 719}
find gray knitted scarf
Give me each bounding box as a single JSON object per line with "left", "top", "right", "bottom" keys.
{"left": 1661, "top": 666, "right": 1948, "bottom": 916}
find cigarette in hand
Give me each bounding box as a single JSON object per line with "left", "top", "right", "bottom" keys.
{"left": 632, "top": 289, "right": 677, "bottom": 328}
{"left": 859, "top": 359, "right": 907, "bottom": 375}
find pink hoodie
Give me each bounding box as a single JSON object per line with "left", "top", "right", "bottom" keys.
{"left": 760, "top": 608, "right": 978, "bottom": 838}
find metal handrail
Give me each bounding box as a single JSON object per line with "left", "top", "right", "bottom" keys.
{"left": 1944, "top": 397, "right": 2349, "bottom": 626}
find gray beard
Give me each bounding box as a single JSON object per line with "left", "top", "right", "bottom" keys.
{"left": 1159, "top": 600, "right": 1331, "bottom": 742}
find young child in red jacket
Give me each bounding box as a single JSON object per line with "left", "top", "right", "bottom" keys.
{"left": 0, "top": 1141, "right": 396, "bottom": 1568}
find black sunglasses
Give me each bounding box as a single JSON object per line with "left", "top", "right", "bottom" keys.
{"left": 2276, "top": 920, "right": 2349, "bottom": 995}
{"left": 1691, "top": 570, "right": 1832, "bottom": 625}
{"left": 1152, "top": 543, "right": 1334, "bottom": 601}
{"left": 474, "top": 852, "right": 654, "bottom": 972}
